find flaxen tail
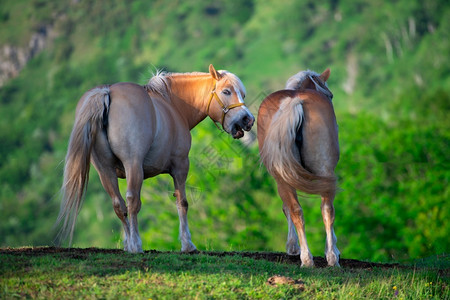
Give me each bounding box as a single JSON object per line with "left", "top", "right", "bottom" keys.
{"left": 55, "top": 86, "right": 110, "bottom": 246}
{"left": 260, "top": 97, "right": 336, "bottom": 195}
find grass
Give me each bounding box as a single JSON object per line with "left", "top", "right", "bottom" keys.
{"left": 0, "top": 248, "right": 448, "bottom": 299}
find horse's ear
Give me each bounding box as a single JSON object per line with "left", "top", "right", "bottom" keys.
{"left": 320, "top": 68, "right": 331, "bottom": 82}
{"left": 209, "top": 64, "right": 222, "bottom": 81}
{"left": 310, "top": 75, "right": 333, "bottom": 99}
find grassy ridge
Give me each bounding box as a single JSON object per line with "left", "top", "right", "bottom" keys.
{"left": 0, "top": 0, "right": 449, "bottom": 262}
{"left": 1, "top": 248, "right": 448, "bottom": 299}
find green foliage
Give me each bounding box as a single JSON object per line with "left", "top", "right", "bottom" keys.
{"left": 336, "top": 111, "right": 449, "bottom": 261}
{"left": 0, "top": 0, "right": 449, "bottom": 262}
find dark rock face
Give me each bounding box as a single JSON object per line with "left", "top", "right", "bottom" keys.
{"left": 0, "top": 25, "right": 53, "bottom": 87}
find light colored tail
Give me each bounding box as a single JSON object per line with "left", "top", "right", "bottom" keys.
{"left": 260, "top": 97, "right": 336, "bottom": 195}
{"left": 55, "top": 86, "right": 110, "bottom": 246}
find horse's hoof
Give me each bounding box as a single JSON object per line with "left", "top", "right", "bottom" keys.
{"left": 286, "top": 245, "right": 300, "bottom": 256}
{"left": 181, "top": 242, "right": 197, "bottom": 253}
{"left": 300, "top": 253, "right": 314, "bottom": 267}
{"left": 326, "top": 258, "right": 340, "bottom": 267}
{"left": 300, "top": 261, "right": 315, "bottom": 268}
{"left": 328, "top": 262, "right": 341, "bottom": 267}
{"left": 326, "top": 251, "right": 340, "bottom": 267}
{"left": 126, "top": 247, "right": 144, "bottom": 254}
{"left": 125, "top": 241, "right": 143, "bottom": 253}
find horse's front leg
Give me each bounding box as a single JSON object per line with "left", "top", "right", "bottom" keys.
{"left": 321, "top": 193, "right": 340, "bottom": 266}
{"left": 171, "top": 159, "right": 197, "bottom": 252}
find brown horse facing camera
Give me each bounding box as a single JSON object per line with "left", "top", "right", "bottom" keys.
{"left": 257, "top": 68, "right": 340, "bottom": 267}
{"left": 56, "top": 64, "right": 254, "bottom": 253}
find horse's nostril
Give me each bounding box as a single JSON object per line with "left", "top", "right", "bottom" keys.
{"left": 244, "top": 115, "right": 254, "bottom": 125}
{"left": 241, "top": 114, "right": 254, "bottom": 131}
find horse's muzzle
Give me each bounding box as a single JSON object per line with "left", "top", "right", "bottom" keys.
{"left": 231, "top": 112, "right": 255, "bottom": 139}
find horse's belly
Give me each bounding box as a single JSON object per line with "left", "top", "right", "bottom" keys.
{"left": 113, "top": 159, "right": 169, "bottom": 179}
{"left": 142, "top": 161, "right": 169, "bottom": 178}
{"left": 141, "top": 121, "right": 190, "bottom": 179}
{"left": 141, "top": 153, "right": 168, "bottom": 177}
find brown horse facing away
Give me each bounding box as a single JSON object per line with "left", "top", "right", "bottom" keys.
{"left": 257, "top": 68, "right": 340, "bottom": 267}
{"left": 56, "top": 64, "right": 255, "bottom": 253}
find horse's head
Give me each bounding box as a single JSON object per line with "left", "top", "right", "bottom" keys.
{"left": 285, "top": 68, "right": 333, "bottom": 100}
{"left": 207, "top": 64, "right": 255, "bottom": 139}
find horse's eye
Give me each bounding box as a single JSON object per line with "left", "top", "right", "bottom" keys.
{"left": 222, "top": 89, "right": 231, "bottom": 96}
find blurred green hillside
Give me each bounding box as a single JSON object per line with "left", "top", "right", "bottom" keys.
{"left": 0, "top": 0, "right": 448, "bottom": 262}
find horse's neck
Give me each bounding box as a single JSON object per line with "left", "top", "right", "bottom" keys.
{"left": 168, "top": 75, "right": 214, "bottom": 130}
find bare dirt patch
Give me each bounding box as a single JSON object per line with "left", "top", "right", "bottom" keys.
{"left": 0, "top": 247, "right": 403, "bottom": 270}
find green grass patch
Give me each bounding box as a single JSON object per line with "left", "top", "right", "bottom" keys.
{"left": 1, "top": 248, "right": 448, "bottom": 299}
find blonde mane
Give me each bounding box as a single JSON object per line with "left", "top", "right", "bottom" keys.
{"left": 218, "top": 70, "right": 247, "bottom": 97}
{"left": 144, "top": 69, "right": 171, "bottom": 99}
{"left": 144, "top": 69, "right": 246, "bottom": 100}
{"left": 285, "top": 69, "right": 333, "bottom": 99}
{"left": 285, "top": 70, "right": 320, "bottom": 90}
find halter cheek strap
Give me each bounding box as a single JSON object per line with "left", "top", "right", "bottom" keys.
{"left": 206, "top": 82, "right": 245, "bottom": 130}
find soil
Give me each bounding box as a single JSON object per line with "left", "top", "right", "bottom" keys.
{"left": 0, "top": 247, "right": 403, "bottom": 269}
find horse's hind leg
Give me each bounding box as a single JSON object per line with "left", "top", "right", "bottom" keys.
{"left": 123, "top": 161, "right": 144, "bottom": 253}
{"left": 282, "top": 204, "right": 300, "bottom": 255}
{"left": 277, "top": 180, "right": 314, "bottom": 267}
{"left": 95, "top": 166, "right": 131, "bottom": 250}
{"left": 321, "top": 193, "right": 340, "bottom": 266}
{"left": 171, "top": 159, "right": 197, "bottom": 252}
{"left": 91, "top": 138, "right": 131, "bottom": 250}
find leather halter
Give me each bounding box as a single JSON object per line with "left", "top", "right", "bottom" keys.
{"left": 206, "top": 81, "right": 245, "bottom": 130}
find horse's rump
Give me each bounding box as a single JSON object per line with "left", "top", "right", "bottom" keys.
{"left": 259, "top": 92, "right": 336, "bottom": 195}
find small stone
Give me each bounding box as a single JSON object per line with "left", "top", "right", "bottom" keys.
{"left": 266, "top": 275, "right": 305, "bottom": 291}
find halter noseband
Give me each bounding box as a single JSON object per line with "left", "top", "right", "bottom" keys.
{"left": 206, "top": 81, "right": 245, "bottom": 130}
